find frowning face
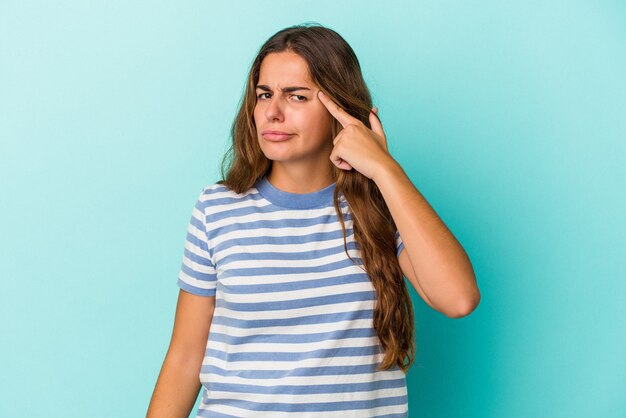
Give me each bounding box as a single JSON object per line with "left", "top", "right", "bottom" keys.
{"left": 253, "top": 51, "right": 334, "bottom": 167}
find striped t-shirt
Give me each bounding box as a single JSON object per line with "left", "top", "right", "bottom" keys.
{"left": 177, "top": 175, "right": 408, "bottom": 417}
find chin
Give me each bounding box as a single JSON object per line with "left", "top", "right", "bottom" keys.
{"left": 262, "top": 153, "right": 297, "bottom": 163}
{"left": 259, "top": 142, "right": 296, "bottom": 159}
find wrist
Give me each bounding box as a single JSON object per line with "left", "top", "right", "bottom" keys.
{"left": 372, "top": 157, "right": 403, "bottom": 184}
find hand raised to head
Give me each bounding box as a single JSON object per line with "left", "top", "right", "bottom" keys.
{"left": 317, "top": 90, "right": 393, "bottom": 180}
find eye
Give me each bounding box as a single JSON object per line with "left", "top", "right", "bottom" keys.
{"left": 256, "top": 93, "right": 307, "bottom": 102}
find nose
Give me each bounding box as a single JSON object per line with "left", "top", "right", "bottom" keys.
{"left": 264, "top": 96, "right": 285, "bottom": 121}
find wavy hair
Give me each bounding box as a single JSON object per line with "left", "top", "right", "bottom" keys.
{"left": 218, "top": 23, "right": 415, "bottom": 373}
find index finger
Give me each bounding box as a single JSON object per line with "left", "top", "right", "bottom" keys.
{"left": 317, "top": 90, "right": 358, "bottom": 129}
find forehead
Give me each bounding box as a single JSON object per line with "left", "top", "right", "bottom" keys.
{"left": 257, "top": 52, "right": 313, "bottom": 86}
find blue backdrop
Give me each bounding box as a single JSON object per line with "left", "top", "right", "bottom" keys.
{"left": 1, "top": 1, "right": 624, "bottom": 417}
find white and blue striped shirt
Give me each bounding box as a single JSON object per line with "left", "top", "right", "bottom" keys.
{"left": 177, "top": 175, "right": 408, "bottom": 417}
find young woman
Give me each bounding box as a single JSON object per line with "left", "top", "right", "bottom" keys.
{"left": 147, "top": 23, "right": 480, "bottom": 418}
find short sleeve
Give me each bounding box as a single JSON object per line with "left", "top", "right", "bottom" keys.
{"left": 395, "top": 229, "right": 405, "bottom": 257}
{"left": 177, "top": 188, "right": 218, "bottom": 297}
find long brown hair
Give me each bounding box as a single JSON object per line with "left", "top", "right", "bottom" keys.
{"left": 218, "top": 23, "right": 415, "bottom": 373}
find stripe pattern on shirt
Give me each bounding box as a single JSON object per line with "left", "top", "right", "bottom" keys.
{"left": 177, "top": 181, "right": 408, "bottom": 417}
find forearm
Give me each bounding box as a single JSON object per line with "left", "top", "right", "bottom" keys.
{"left": 373, "top": 159, "right": 480, "bottom": 316}
{"left": 146, "top": 352, "right": 203, "bottom": 418}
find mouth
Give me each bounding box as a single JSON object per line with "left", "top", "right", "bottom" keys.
{"left": 261, "top": 132, "right": 295, "bottom": 142}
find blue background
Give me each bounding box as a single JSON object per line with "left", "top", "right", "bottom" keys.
{"left": 1, "top": 1, "right": 624, "bottom": 417}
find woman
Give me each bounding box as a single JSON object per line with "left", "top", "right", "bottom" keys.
{"left": 147, "top": 23, "right": 480, "bottom": 417}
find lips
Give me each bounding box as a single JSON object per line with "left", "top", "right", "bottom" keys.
{"left": 261, "top": 131, "right": 295, "bottom": 141}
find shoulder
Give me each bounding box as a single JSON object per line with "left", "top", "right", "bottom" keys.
{"left": 198, "top": 181, "right": 256, "bottom": 200}
{"left": 195, "top": 180, "right": 263, "bottom": 213}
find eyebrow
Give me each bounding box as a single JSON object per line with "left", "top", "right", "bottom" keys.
{"left": 255, "top": 85, "right": 312, "bottom": 93}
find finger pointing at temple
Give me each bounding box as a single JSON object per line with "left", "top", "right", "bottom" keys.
{"left": 317, "top": 91, "right": 360, "bottom": 128}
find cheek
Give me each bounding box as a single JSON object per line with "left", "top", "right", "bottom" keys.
{"left": 316, "top": 110, "right": 333, "bottom": 136}
{"left": 298, "top": 111, "right": 322, "bottom": 134}
{"left": 307, "top": 115, "right": 333, "bottom": 141}
{"left": 308, "top": 107, "right": 331, "bottom": 127}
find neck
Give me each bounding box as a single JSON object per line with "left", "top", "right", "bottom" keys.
{"left": 267, "top": 163, "right": 335, "bottom": 194}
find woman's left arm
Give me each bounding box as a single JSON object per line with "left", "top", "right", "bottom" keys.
{"left": 373, "top": 159, "right": 481, "bottom": 318}
{"left": 316, "top": 90, "right": 480, "bottom": 318}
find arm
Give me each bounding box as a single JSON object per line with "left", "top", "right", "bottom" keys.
{"left": 146, "top": 290, "right": 215, "bottom": 417}
{"left": 375, "top": 160, "right": 481, "bottom": 318}
{"left": 314, "top": 91, "right": 479, "bottom": 318}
